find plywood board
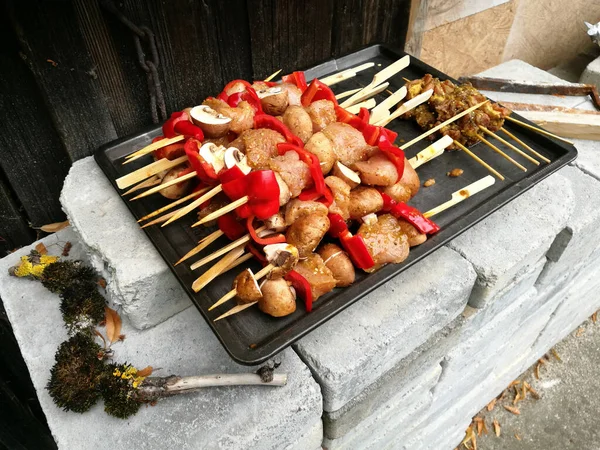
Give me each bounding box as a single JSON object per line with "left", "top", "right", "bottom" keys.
{"left": 425, "top": 0, "right": 510, "bottom": 30}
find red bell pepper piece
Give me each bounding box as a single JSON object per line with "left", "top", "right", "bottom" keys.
{"left": 245, "top": 171, "right": 280, "bottom": 220}
{"left": 162, "top": 111, "right": 190, "bottom": 138}
{"left": 184, "top": 139, "right": 219, "bottom": 185}
{"left": 218, "top": 80, "right": 264, "bottom": 114}
{"left": 334, "top": 105, "right": 364, "bottom": 129}
{"left": 218, "top": 165, "right": 246, "bottom": 184}
{"left": 285, "top": 270, "right": 314, "bottom": 312}
{"left": 327, "top": 213, "right": 375, "bottom": 269}
{"left": 380, "top": 193, "right": 439, "bottom": 235}
{"left": 173, "top": 120, "right": 204, "bottom": 141}
{"left": 377, "top": 134, "right": 405, "bottom": 183}
{"left": 217, "top": 213, "right": 246, "bottom": 241}
{"left": 246, "top": 216, "right": 286, "bottom": 245}
{"left": 277, "top": 142, "right": 327, "bottom": 200}
{"left": 301, "top": 79, "right": 338, "bottom": 106}
{"left": 254, "top": 115, "right": 304, "bottom": 147}
{"left": 282, "top": 71, "right": 308, "bottom": 92}
{"left": 246, "top": 242, "right": 268, "bottom": 265}
{"left": 298, "top": 186, "right": 334, "bottom": 207}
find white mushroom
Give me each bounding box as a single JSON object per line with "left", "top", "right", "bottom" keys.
{"left": 256, "top": 86, "right": 289, "bottom": 115}
{"left": 224, "top": 147, "right": 251, "bottom": 174}
{"left": 332, "top": 162, "right": 361, "bottom": 188}
{"left": 190, "top": 105, "right": 232, "bottom": 138}
{"left": 264, "top": 243, "right": 299, "bottom": 274}
{"left": 199, "top": 143, "right": 226, "bottom": 174}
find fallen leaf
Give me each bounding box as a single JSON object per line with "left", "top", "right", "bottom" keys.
{"left": 513, "top": 386, "right": 521, "bottom": 405}
{"left": 39, "top": 220, "right": 69, "bottom": 233}
{"left": 104, "top": 306, "right": 122, "bottom": 344}
{"left": 137, "top": 366, "right": 154, "bottom": 377}
{"left": 481, "top": 420, "right": 488, "bottom": 435}
{"left": 551, "top": 348, "right": 562, "bottom": 362}
{"left": 592, "top": 312, "right": 597, "bottom": 324}
{"left": 35, "top": 243, "right": 48, "bottom": 255}
{"left": 118, "top": 334, "right": 126, "bottom": 342}
{"left": 504, "top": 405, "right": 521, "bottom": 415}
{"left": 487, "top": 398, "right": 497, "bottom": 411}
{"left": 515, "top": 433, "right": 522, "bottom": 441}
{"left": 509, "top": 380, "right": 521, "bottom": 388}
{"left": 62, "top": 241, "right": 72, "bottom": 256}
{"left": 538, "top": 358, "right": 547, "bottom": 365}
{"left": 576, "top": 327, "right": 585, "bottom": 337}
{"left": 535, "top": 362, "right": 541, "bottom": 380}
{"left": 524, "top": 382, "right": 540, "bottom": 399}
{"left": 522, "top": 383, "right": 527, "bottom": 401}
{"left": 460, "top": 426, "right": 474, "bottom": 447}
{"left": 46, "top": 59, "right": 58, "bottom": 67}
{"left": 493, "top": 419, "right": 501, "bottom": 437}
{"left": 474, "top": 418, "right": 483, "bottom": 436}
{"left": 97, "top": 278, "right": 107, "bottom": 289}
{"left": 93, "top": 329, "right": 107, "bottom": 349}
{"left": 149, "top": 400, "right": 158, "bottom": 406}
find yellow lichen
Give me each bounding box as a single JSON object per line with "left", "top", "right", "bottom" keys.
{"left": 12, "top": 254, "right": 59, "bottom": 279}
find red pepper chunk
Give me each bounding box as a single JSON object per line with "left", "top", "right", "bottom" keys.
{"left": 282, "top": 71, "right": 308, "bottom": 92}
{"left": 327, "top": 213, "right": 375, "bottom": 269}
{"left": 173, "top": 120, "right": 204, "bottom": 141}
{"left": 254, "top": 115, "right": 304, "bottom": 147}
{"left": 246, "top": 216, "right": 286, "bottom": 245}
{"left": 222, "top": 170, "right": 280, "bottom": 220}
{"left": 285, "top": 270, "right": 314, "bottom": 312}
{"left": 162, "top": 111, "right": 190, "bottom": 138}
{"left": 277, "top": 143, "right": 328, "bottom": 201}
{"left": 217, "top": 214, "right": 246, "bottom": 241}
{"left": 380, "top": 193, "right": 439, "bottom": 235}
{"left": 377, "top": 134, "right": 405, "bottom": 183}
{"left": 184, "top": 139, "right": 219, "bottom": 185}
{"left": 301, "top": 79, "right": 339, "bottom": 107}
{"left": 218, "top": 80, "right": 264, "bottom": 114}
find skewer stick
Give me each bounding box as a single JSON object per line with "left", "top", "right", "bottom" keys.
{"left": 174, "top": 230, "right": 224, "bottom": 266}
{"left": 320, "top": 62, "right": 375, "bottom": 86}
{"left": 122, "top": 176, "right": 161, "bottom": 196}
{"left": 453, "top": 141, "right": 505, "bottom": 181}
{"left": 369, "top": 86, "right": 408, "bottom": 124}
{"left": 140, "top": 209, "right": 180, "bottom": 229}
{"left": 476, "top": 134, "right": 527, "bottom": 171}
{"left": 340, "top": 82, "right": 389, "bottom": 108}
{"left": 335, "top": 87, "right": 362, "bottom": 100}
{"left": 375, "top": 89, "right": 433, "bottom": 127}
{"left": 346, "top": 98, "right": 377, "bottom": 114}
{"left": 162, "top": 185, "right": 223, "bottom": 227}
{"left": 340, "top": 56, "right": 410, "bottom": 108}
{"left": 214, "top": 302, "right": 258, "bottom": 322}
{"left": 424, "top": 175, "right": 496, "bottom": 218}
{"left": 478, "top": 126, "right": 539, "bottom": 166}
{"left": 505, "top": 116, "right": 574, "bottom": 145}
{"left": 190, "top": 227, "right": 266, "bottom": 271}
{"left": 193, "top": 196, "right": 249, "bottom": 227}
{"left": 137, "top": 188, "right": 210, "bottom": 223}
{"left": 221, "top": 253, "right": 254, "bottom": 274}
{"left": 191, "top": 245, "right": 246, "bottom": 292}
{"left": 500, "top": 128, "right": 551, "bottom": 163}
{"left": 402, "top": 101, "right": 489, "bottom": 150}
{"left": 130, "top": 171, "right": 197, "bottom": 201}
{"left": 209, "top": 264, "right": 275, "bottom": 311}
{"left": 123, "top": 135, "right": 185, "bottom": 164}
{"left": 408, "top": 135, "right": 453, "bottom": 169}
{"left": 116, "top": 155, "right": 187, "bottom": 189}
{"left": 264, "top": 69, "right": 282, "bottom": 82}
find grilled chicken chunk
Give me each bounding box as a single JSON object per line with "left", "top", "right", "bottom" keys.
{"left": 294, "top": 254, "right": 337, "bottom": 300}
{"left": 325, "top": 176, "right": 351, "bottom": 220}
{"left": 322, "top": 122, "right": 376, "bottom": 168}
{"left": 305, "top": 132, "right": 337, "bottom": 174}
{"left": 286, "top": 213, "right": 330, "bottom": 258}
{"left": 358, "top": 214, "right": 410, "bottom": 269}
{"left": 318, "top": 243, "right": 355, "bottom": 287}
{"left": 234, "top": 129, "right": 286, "bottom": 170}
{"left": 348, "top": 187, "right": 384, "bottom": 220}
{"left": 280, "top": 83, "right": 303, "bottom": 106}
{"left": 354, "top": 151, "right": 399, "bottom": 187}
{"left": 270, "top": 151, "right": 313, "bottom": 197}
{"left": 305, "top": 99, "right": 336, "bottom": 133}
{"left": 397, "top": 219, "right": 427, "bottom": 247}
{"left": 203, "top": 98, "right": 254, "bottom": 135}
{"left": 284, "top": 199, "right": 329, "bottom": 226}
{"left": 283, "top": 106, "right": 313, "bottom": 143}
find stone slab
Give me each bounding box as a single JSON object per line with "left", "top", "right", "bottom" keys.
{"left": 447, "top": 172, "right": 573, "bottom": 308}
{"left": 580, "top": 55, "right": 600, "bottom": 90}
{"left": 572, "top": 138, "right": 600, "bottom": 182}
{"left": 0, "top": 230, "right": 322, "bottom": 450}
{"left": 294, "top": 247, "right": 476, "bottom": 412}
{"left": 60, "top": 158, "right": 192, "bottom": 330}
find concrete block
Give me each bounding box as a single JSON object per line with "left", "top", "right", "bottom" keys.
{"left": 60, "top": 158, "right": 192, "bottom": 329}
{"left": 536, "top": 166, "right": 600, "bottom": 288}
{"left": 580, "top": 55, "right": 600, "bottom": 90}
{"left": 572, "top": 138, "right": 600, "bottom": 182}
{"left": 0, "top": 233, "right": 323, "bottom": 450}
{"left": 295, "top": 247, "right": 476, "bottom": 412}
{"left": 447, "top": 172, "right": 573, "bottom": 308}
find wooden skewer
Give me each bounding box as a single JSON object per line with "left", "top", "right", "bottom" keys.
{"left": 505, "top": 116, "right": 574, "bottom": 145}
{"left": 340, "top": 82, "right": 389, "bottom": 108}
{"left": 140, "top": 209, "right": 180, "bottom": 229}
{"left": 402, "top": 101, "right": 489, "bottom": 150}
{"left": 346, "top": 98, "right": 377, "bottom": 115}
{"left": 137, "top": 188, "right": 210, "bottom": 223}
{"left": 174, "top": 230, "right": 224, "bottom": 266}
{"left": 121, "top": 176, "right": 161, "bottom": 196}
{"left": 162, "top": 185, "right": 223, "bottom": 227}
{"left": 369, "top": 86, "right": 408, "bottom": 124}
{"left": 189, "top": 227, "right": 266, "bottom": 271}
{"left": 123, "top": 135, "right": 185, "bottom": 164}
{"left": 478, "top": 126, "right": 539, "bottom": 166}
{"left": 408, "top": 135, "right": 453, "bottom": 169}
{"left": 424, "top": 175, "right": 496, "bottom": 218}
{"left": 214, "top": 301, "right": 258, "bottom": 322}
{"left": 319, "top": 62, "right": 375, "bottom": 86}
{"left": 500, "top": 128, "right": 551, "bottom": 163}
{"left": 193, "top": 196, "right": 249, "bottom": 227}
{"left": 335, "top": 87, "right": 362, "bottom": 100}
{"left": 340, "top": 55, "right": 410, "bottom": 108}
{"left": 453, "top": 141, "right": 505, "bottom": 181}
{"left": 130, "top": 171, "right": 198, "bottom": 201}
{"left": 476, "top": 134, "right": 527, "bottom": 171}
{"left": 221, "top": 253, "right": 254, "bottom": 275}
{"left": 402, "top": 77, "right": 410, "bottom": 83}
{"left": 116, "top": 155, "right": 187, "bottom": 189}
{"left": 264, "top": 69, "right": 282, "bottom": 82}
{"left": 209, "top": 264, "right": 275, "bottom": 311}
{"left": 191, "top": 245, "right": 246, "bottom": 292}
{"left": 375, "top": 89, "right": 433, "bottom": 127}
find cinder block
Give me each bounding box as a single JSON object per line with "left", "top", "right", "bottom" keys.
{"left": 0, "top": 232, "right": 323, "bottom": 450}
{"left": 572, "top": 138, "right": 600, "bottom": 182}
{"left": 294, "top": 247, "right": 476, "bottom": 412}
{"left": 447, "top": 172, "right": 573, "bottom": 308}
{"left": 580, "top": 56, "right": 600, "bottom": 91}
{"left": 60, "top": 158, "right": 192, "bottom": 329}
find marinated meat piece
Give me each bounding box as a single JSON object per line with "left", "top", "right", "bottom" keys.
{"left": 382, "top": 180, "right": 411, "bottom": 203}
{"left": 294, "top": 254, "right": 337, "bottom": 300}
{"left": 325, "top": 176, "right": 351, "bottom": 220}
{"left": 275, "top": 173, "right": 292, "bottom": 206}
{"left": 269, "top": 151, "right": 313, "bottom": 198}
{"left": 258, "top": 278, "right": 296, "bottom": 317}
{"left": 358, "top": 214, "right": 410, "bottom": 268}
{"left": 322, "top": 122, "right": 373, "bottom": 168}
{"left": 204, "top": 136, "right": 232, "bottom": 147}
{"left": 282, "top": 106, "right": 313, "bottom": 143}
{"left": 354, "top": 151, "right": 399, "bottom": 187}
{"left": 286, "top": 213, "right": 330, "bottom": 257}
{"left": 397, "top": 219, "right": 427, "bottom": 247}
{"left": 252, "top": 81, "right": 270, "bottom": 91}
{"left": 240, "top": 129, "right": 286, "bottom": 170}
{"left": 196, "top": 195, "right": 229, "bottom": 228}
{"left": 284, "top": 199, "right": 328, "bottom": 226}
{"left": 305, "top": 100, "right": 336, "bottom": 133}
{"left": 159, "top": 165, "right": 193, "bottom": 199}
{"left": 280, "top": 83, "right": 303, "bottom": 106}
{"left": 234, "top": 269, "right": 262, "bottom": 304}
{"left": 264, "top": 212, "right": 286, "bottom": 232}
{"left": 305, "top": 132, "right": 336, "bottom": 174}
{"left": 202, "top": 98, "right": 254, "bottom": 135}
{"left": 348, "top": 187, "right": 384, "bottom": 220}
{"left": 317, "top": 244, "right": 355, "bottom": 287}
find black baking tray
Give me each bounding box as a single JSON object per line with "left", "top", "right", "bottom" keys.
{"left": 95, "top": 44, "right": 577, "bottom": 365}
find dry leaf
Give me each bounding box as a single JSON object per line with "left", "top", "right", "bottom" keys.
{"left": 504, "top": 405, "right": 521, "bottom": 415}
{"left": 592, "top": 312, "right": 597, "bottom": 324}
{"left": 97, "top": 278, "right": 107, "bottom": 289}
{"left": 118, "top": 334, "right": 126, "bottom": 342}
{"left": 515, "top": 433, "right": 522, "bottom": 441}
{"left": 524, "top": 382, "right": 540, "bottom": 399}
{"left": 137, "top": 366, "right": 154, "bottom": 377}
{"left": 474, "top": 418, "right": 483, "bottom": 436}
{"left": 535, "top": 362, "right": 541, "bottom": 380}
{"left": 576, "top": 327, "right": 585, "bottom": 337}
{"left": 104, "top": 306, "right": 122, "bottom": 344}
{"left": 538, "top": 358, "right": 547, "bottom": 365}
{"left": 481, "top": 420, "right": 488, "bottom": 435}
{"left": 493, "top": 419, "right": 501, "bottom": 437}
{"left": 487, "top": 398, "right": 497, "bottom": 411}
{"left": 35, "top": 243, "right": 48, "bottom": 255}
{"left": 93, "top": 329, "right": 107, "bottom": 349}
{"left": 509, "top": 380, "right": 521, "bottom": 388}
{"left": 551, "top": 349, "right": 562, "bottom": 362}
{"left": 40, "top": 220, "right": 69, "bottom": 233}
{"left": 522, "top": 383, "right": 527, "bottom": 401}
{"left": 513, "top": 387, "right": 521, "bottom": 405}
{"left": 460, "top": 426, "right": 474, "bottom": 447}
{"left": 62, "top": 241, "right": 72, "bottom": 256}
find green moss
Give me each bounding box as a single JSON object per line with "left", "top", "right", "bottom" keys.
{"left": 41, "top": 261, "right": 97, "bottom": 294}
{"left": 47, "top": 333, "right": 106, "bottom": 413}
{"left": 101, "top": 363, "right": 143, "bottom": 419}
{"left": 60, "top": 282, "right": 106, "bottom": 333}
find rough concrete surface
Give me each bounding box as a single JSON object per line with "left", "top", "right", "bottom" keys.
{"left": 580, "top": 55, "right": 600, "bottom": 90}
{"left": 0, "top": 230, "right": 323, "bottom": 450}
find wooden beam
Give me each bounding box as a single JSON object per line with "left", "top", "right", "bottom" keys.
{"left": 514, "top": 111, "right": 600, "bottom": 141}
{"left": 404, "top": 0, "right": 428, "bottom": 57}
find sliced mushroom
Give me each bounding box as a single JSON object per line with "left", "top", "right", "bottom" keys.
{"left": 256, "top": 86, "right": 289, "bottom": 116}
{"left": 361, "top": 213, "right": 378, "bottom": 226}
{"left": 332, "top": 162, "right": 361, "bottom": 188}
{"left": 264, "top": 212, "right": 286, "bottom": 232}
{"left": 264, "top": 243, "right": 299, "bottom": 274}
{"left": 159, "top": 166, "right": 193, "bottom": 199}
{"left": 275, "top": 172, "right": 292, "bottom": 206}
{"left": 224, "top": 147, "right": 251, "bottom": 174}
{"left": 233, "top": 268, "right": 262, "bottom": 304}
{"left": 190, "top": 105, "right": 232, "bottom": 138}
{"left": 199, "top": 143, "right": 226, "bottom": 174}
